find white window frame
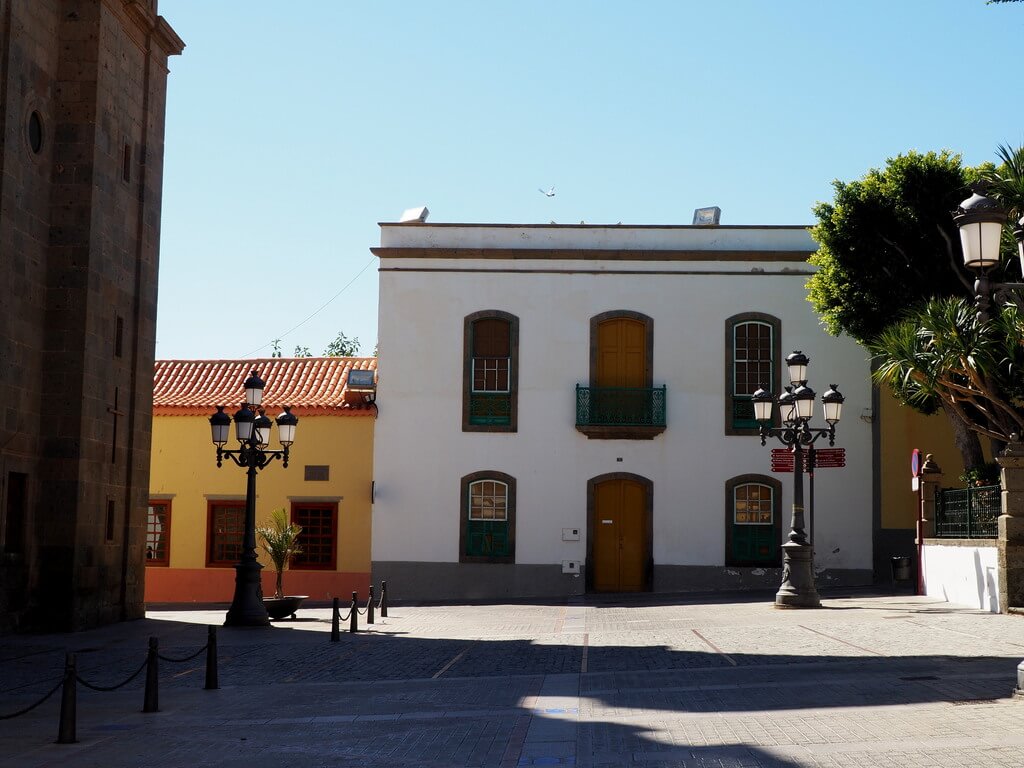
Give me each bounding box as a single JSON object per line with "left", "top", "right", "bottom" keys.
{"left": 733, "top": 483, "right": 774, "bottom": 526}
{"left": 732, "top": 321, "right": 774, "bottom": 397}
{"left": 468, "top": 479, "right": 509, "bottom": 521}
{"left": 471, "top": 357, "right": 511, "bottom": 394}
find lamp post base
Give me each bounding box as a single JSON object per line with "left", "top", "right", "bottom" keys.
{"left": 224, "top": 561, "right": 270, "bottom": 627}
{"left": 775, "top": 541, "right": 821, "bottom": 608}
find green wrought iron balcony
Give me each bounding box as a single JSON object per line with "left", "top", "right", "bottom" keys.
{"left": 575, "top": 384, "right": 667, "bottom": 439}
{"left": 468, "top": 391, "right": 512, "bottom": 426}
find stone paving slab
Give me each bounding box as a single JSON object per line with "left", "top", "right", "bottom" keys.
{"left": 0, "top": 592, "right": 1023, "bottom": 766}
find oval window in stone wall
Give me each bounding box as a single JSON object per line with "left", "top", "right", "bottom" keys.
{"left": 28, "top": 111, "right": 43, "bottom": 154}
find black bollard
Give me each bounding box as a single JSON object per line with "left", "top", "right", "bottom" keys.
{"left": 349, "top": 591, "right": 358, "bottom": 633}
{"left": 205, "top": 626, "right": 219, "bottom": 690}
{"left": 367, "top": 584, "right": 375, "bottom": 625}
{"left": 143, "top": 637, "right": 159, "bottom": 713}
{"left": 330, "top": 597, "right": 340, "bottom": 642}
{"left": 56, "top": 653, "right": 77, "bottom": 744}
{"left": 380, "top": 580, "right": 388, "bottom": 618}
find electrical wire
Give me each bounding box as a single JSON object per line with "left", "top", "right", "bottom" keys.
{"left": 239, "top": 256, "right": 376, "bottom": 358}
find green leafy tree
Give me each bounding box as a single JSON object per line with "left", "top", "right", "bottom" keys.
{"left": 807, "top": 150, "right": 980, "bottom": 343}
{"left": 323, "top": 331, "right": 360, "bottom": 357}
{"left": 869, "top": 297, "right": 1024, "bottom": 445}
{"left": 856, "top": 145, "right": 1024, "bottom": 470}
{"left": 807, "top": 150, "right": 993, "bottom": 467}
{"left": 270, "top": 339, "right": 283, "bottom": 358}
{"left": 293, "top": 345, "right": 312, "bottom": 357}
{"left": 982, "top": 144, "right": 1024, "bottom": 222}
{"left": 256, "top": 508, "right": 303, "bottom": 599}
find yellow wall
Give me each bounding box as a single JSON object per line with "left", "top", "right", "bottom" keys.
{"left": 879, "top": 391, "right": 967, "bottom": 529}
{"left": 146, "top": 413, "right": 374, "bottom": 602}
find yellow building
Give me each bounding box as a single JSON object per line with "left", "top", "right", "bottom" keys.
{"left": 875, "top": 386, "right": 988, "bottom": 578}
{"left": 146, "top": 358, "right": 376, "bottom": 604}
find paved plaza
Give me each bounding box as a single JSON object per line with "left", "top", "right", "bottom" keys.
{"left": 1, "top": 590, "right": 1023, "bottom": 767}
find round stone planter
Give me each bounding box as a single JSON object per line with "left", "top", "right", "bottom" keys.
{"left": 263, "top": 595, "right": 308, "bottom": 621}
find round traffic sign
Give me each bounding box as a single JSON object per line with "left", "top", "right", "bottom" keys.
{"left": 911, "top": 448, "right": 921, "bottom": 478}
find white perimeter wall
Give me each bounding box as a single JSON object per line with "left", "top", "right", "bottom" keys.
{"left": 922, "top": 542, "right": 1000, "bottom": 612}
{"left": 372, "top": 232, "right": 873, "bottom": 575}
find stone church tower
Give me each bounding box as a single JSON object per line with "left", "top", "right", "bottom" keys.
{"left": 0, "top": 1, "right": 182, "bottom": 630}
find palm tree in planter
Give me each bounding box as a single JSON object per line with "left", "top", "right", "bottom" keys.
{"left": 257, "top": 508, "right": 307, "bottom": 620}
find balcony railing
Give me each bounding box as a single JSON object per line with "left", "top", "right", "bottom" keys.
{"left": 575, "top": 385, "right": 667, "bottom": 428}
{"left": 468, "top": 391, "right": 512, "bottom": 426}
{"left": 935, "top": 484, "right": 1000, "bottom": 539}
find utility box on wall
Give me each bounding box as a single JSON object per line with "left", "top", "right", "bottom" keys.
{"left": 562, "top": 560, "right": 580, "bottom": 574}
{"left": 562, "top": 528, "right": 580, "bottom": 541}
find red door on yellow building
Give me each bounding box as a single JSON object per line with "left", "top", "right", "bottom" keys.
{"left": 591, "top": 477, "right": 648, "bottom": 592}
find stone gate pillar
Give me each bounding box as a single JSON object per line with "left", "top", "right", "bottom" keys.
{"left": 917, "top": 455, "right": 942, "bottom": 596}
{"left": 918, "top": 454, "right": 942, "bottom": 542}
{"left": 996, "top": 440, "right": 1024, "bottom": 613}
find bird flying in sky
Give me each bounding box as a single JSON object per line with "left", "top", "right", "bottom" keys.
{"left": 539, "top": 186, "right": 555, "bottom": 197}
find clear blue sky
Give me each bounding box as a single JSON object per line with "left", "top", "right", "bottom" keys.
{"left": 156, "top": 1, "right": 1024, "bottom": 360}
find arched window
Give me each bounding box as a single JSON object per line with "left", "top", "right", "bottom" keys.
{"left": 460, "top": 471, "right": 516, "bottom": 563}
{"left": 463, "top": 311, "right": 518, "bottom": 432}
{"left": 725, "top": 313, "right": 781, "bottom": 434}
{"left": 725, "top": 474, "right": 782, "bottom": 567}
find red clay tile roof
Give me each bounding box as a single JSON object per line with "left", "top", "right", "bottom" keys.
{"left": 153, "top": 358, "right": 377, "bottom": 417}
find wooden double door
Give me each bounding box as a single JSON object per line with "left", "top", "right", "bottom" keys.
{"left": 590, "top": 476, "right": 651, "bottom": 592}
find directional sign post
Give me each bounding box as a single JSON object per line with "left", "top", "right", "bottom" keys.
{"left": 814, "top": 448, "right": 846, "bottom": 468}
{"left": 770, "top": 449, "right": 798, "bottom": 473}
{"left": 770, "top": 448, "right": 844, "bottom": 473}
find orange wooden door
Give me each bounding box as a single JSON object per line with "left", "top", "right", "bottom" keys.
{"left": 592, "top": 478, "right": 647, "bottom": 592}
{"left": 597, "top": 318, "right": 646, "bottom": 388}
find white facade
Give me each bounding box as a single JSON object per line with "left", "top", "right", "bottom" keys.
{"left": 371, "top": 223, "right": 874, "bottom": 599}
{"left": 922, "top": 541, "right": 1000, "bottom": 612}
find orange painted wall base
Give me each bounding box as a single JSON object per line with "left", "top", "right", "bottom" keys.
{"left": 145, "top": 567, "right": 371, "bottom": 604}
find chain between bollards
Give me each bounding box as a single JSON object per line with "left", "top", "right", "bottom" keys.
{"left": 328, "top": 585, "right": 390, "bottom": 641}
{"left": 47, "top": 630, "right": 216, "bottom": 745}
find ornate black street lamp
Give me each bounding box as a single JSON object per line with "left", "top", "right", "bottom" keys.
{"left": 953, "top": 189, "right": 1024, "bottom": 322}
{"left": 751, "top": 351, "right": 844, "bottom": 608}
{"left": 209, "top": 369, "right": 299, "bottom": 627}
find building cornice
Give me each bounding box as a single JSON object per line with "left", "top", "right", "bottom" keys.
{"left": 371, "top": 247, "right": 812, "bottom": 262}
{"left": 122, "top": 1, "right": 185, "bottom": 57}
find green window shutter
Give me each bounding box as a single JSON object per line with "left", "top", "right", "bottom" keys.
{"left": 732, "top": 396, "right": 758, "bottom": 430}
{"left": 465, "top": 519, "right": 510, "bottom": 557}
{"left": 731, "top": 524, "right": 776, "bottom": 564}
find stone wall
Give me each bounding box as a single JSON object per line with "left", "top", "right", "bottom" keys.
{"left": 0, "top": 0, "right": 182, "bottom": 631}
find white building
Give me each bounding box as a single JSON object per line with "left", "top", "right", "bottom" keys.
{"left": 371, "top": 222, "right": 873, "bottom": 599}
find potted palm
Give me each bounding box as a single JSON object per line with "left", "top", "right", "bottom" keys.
{"left": 257, "top": 508, "right": 307, "bottom": 620}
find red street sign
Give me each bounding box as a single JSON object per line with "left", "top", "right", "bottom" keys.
{"left": 814, "top": 448, "right": 846, "bottom": 468}
{"left": 769, "top": 447, "right": 845, "bottom": 472}
{"left": 771, "top": 449, "right": 798, "bottom": 473}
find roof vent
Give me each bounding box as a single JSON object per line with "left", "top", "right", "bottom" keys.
{"left": 692, "top": 206, "right": 721, "bottom": 226}
{"left": 399, "top": 206, "right": 429, "bottom": 223}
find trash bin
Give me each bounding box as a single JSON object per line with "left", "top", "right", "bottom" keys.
{"left": 890, "top": 555, "right": 913, "bottom": 583}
